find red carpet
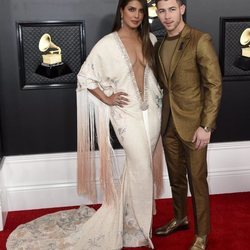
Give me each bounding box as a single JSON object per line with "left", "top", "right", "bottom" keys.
{"left": 1, "top": 192, "right": 250, "bottom": 249}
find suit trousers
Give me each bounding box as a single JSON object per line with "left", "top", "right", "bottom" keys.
{"left": 162, "top": 116, "right": 210, "bottom": 236}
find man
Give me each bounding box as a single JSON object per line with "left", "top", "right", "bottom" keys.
{"left": 154, "top": 0, "right": 222, "bottom": 249}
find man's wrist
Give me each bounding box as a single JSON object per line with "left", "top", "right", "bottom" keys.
{"left": 201, "top": 126, "right": 213, "bottom": 133}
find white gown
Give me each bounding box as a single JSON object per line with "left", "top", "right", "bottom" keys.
{"left": 6, "top": 32, "right": 163, "bottom": 250}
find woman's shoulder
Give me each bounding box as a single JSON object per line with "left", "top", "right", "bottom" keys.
{"left": 87, "top": 32, "right": 116, "bottom": 58}
{"left": 93, "top": 32, "right": 116, "bottom": 49}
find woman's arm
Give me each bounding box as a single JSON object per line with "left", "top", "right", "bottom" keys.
{"left": 89, "top": 87, "right": 129, "bottom": 108}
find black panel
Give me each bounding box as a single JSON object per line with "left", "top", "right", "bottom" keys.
{"left": 0, "top": 0, "right": 114, "bottom": 156}
{"left": 0, "top": 9, "right": 3, "bottom": 159}
{"left": 17, "top": 21, "right": 86, "bottom": 90}
{"left": 0, "top": 0, "right": 250, "bottom": 157}
{"left": 0, "top": 89, "right": 77, "bottom": 155}
{"left": 219, "top": 17, "right": 250, "bottom": 81}
{"left": 0, "top": 126, "right": 3, "bottom": 159}
{"left": 212, "top": 80, "right": 250, "bottom": 142}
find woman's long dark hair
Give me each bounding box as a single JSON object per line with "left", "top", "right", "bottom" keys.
{"left": 112, "top": 0, "right": 155, "bottom": 70}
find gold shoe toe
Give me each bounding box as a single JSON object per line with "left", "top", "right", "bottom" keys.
{"left": 190, "top": 235, "right": 207, "bottom": 250}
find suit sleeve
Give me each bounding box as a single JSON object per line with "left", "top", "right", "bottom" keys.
{"left": 197, "top": 33, "right": 222, "bottom": 129}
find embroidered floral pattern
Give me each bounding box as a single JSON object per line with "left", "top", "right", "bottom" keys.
{"left": 155, "top": 94, "right": 163, "bottom": 108}
{"left": 123, "top": 203, "right": 148, "bottom": 247}
{"left": 6, "top": 206, "right": 96, "bottom": 250}
{"left": 86, "top": 235, "right": 105, "bottom": 249}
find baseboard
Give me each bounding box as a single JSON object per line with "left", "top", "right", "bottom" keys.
{"left": 1, "top": 141, "right": 250, "bottom": 230}
{"left": 0, "top": 158, "right": 8, "bottom": 231}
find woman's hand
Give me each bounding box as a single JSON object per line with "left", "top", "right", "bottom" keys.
{"left": 106, "top": 92, "right": 129, "bottom": 107}
{"left": 89, "top": 88, "right": 129, "bottom": 108}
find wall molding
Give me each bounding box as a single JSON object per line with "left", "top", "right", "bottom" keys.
{"left": 0, "top": 158, "right": 8, "bottom": 231}
{"left": 1, "top": 141, "right": 250, "bottom": 230}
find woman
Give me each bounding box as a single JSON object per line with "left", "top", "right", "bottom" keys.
{"left": 6, "top": 0, "right": 163, "bottom": 249}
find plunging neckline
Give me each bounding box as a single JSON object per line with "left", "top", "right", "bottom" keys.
{"left": 114, "top": 32, "right": 149, "bottom": 111}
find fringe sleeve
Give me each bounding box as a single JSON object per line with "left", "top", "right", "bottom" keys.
{"left": 76, "top": 44, "right": 118, "bottom": 205}
{"left": 76, "top": 88, "right": 97, "bottom": 202}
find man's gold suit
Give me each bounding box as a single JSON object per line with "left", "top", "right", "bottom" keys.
{"left": 156, "top": 24, "right": 222, "bottom": 235}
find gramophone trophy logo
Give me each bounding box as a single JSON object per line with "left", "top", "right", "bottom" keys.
{"left": 234, "top": 28, "right": 250, "bottom": 71}
{"left": 35, "top": 33, "right": 72, "bottom": 78}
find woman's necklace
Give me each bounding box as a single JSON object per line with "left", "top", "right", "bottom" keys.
{"left": 140, "top": 66, "right": 149, "bottom": 111}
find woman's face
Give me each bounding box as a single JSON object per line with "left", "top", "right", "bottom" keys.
{"left": 120, "top": 0, "right": 144, "bottom": 30}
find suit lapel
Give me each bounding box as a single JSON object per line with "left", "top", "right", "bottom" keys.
{"left": 169, "top": 25, "right": 191, "bottom": 80}
{"left": 157, "top": 25, "right": 192, "bottom": 88}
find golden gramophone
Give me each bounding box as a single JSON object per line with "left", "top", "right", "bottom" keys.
{"left": 39, "top": 33, "right": 62, "bottom": 65}
{"left": 234, "top": 28, "right": 250, "bottom": 70}
{"left": 36, "top": 33, "right": 72, "bottom": 78}
{"left": 240, "top": 28, "right": 250, "bottom": 57}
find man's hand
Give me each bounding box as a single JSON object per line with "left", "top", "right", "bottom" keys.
{"left": 192, "top": 127, "right": 211, "bottom": 150}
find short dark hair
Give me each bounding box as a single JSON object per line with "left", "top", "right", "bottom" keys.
{"left": 155, "top": 0, "right": 184, "bottom": 6}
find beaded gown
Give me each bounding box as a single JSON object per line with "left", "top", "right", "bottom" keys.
{"left": 6, "top": 32, "right": 163, "bottom": 250}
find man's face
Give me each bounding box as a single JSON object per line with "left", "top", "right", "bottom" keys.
{"left": 156, "top": 0, "right": 185, "bottom": 36}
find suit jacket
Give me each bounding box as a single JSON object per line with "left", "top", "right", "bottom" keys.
{"left": 156, "top": 24, "right": 222, "bottom": 141}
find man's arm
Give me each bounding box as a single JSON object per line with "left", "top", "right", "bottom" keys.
{"left": 192, "top": 33, "right": 222, "bottom": 150}
{"left": 197, "top": 33, "right": 222, "bottom": 130}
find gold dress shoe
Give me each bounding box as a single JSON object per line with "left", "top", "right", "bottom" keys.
{"left": 154, "top": 217, "right": 189, "bottom": 236}
{"left": 190, "top": 235, "right": 207, "bottom": 250}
